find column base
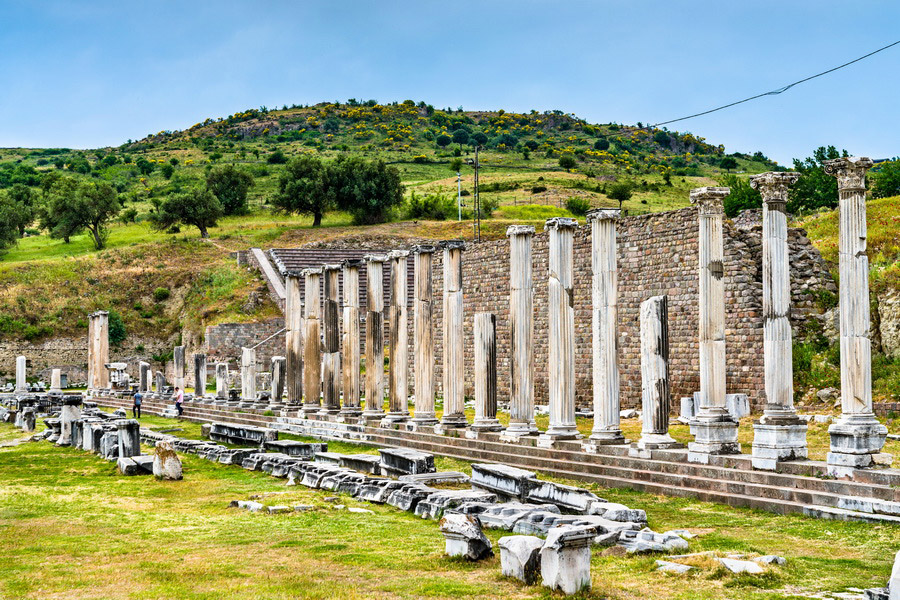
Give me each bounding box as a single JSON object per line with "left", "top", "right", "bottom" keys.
{"left": 337, "top": 408, "right": 362, "bottom": 421}
{"left": 751, "top": 415, "right": 808, "bottom": 471}
{"left": 636, "top": 432, "right": 682, "bottom": 450}
{"left": 469, "top": 418, "right": 503, "bottom": 432}
{"left": 379, "top": 412, "right": 409, "bottom": 427}
{"left": 826, "top": 413, "right": 888, "bottom": 477}
{"left": 588, "top": 428, "right": 626, "bottom": 445}
{"left": 687, "top": 413, "right": 740, "bottom": 464}
{"left": 319, "top": 406, "right": 341, "bottom": 415}
{"left": 360, "top": 410, "right": 385, "bottom": 423}
{"left": 537, "top": 426, "right": 582, "bottom": 448}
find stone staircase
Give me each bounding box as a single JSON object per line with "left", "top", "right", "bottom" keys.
{"left": 93, "top": 395, "right": 900, "bottom": 523}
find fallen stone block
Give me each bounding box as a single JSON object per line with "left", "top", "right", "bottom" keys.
{"left": 863, "top": 588, "right": 889, "bottom": 600}
{"left": 339, "top": 453, "right": 382, "bottom": 474}
{"left": 267, "top": 505, "right": 292, "bottom": 514}
{"left": 540, "top": 526, "right": 594, "bottom": 595}
{"left": 355, "top": 479, "right": 406, "bottom": 504}
{"left": 471, "top": 463, "right": 537, "bottom": 500}
{"left": 399, "top": 471, "right": 470, "bottom": 485}
{"left": 474, "top": 502, "right": 561, "bottom": 531}
{"left": 499, "top": 535, "right": 543, "bottom": 584}
{"left": 314, "top": 451, "right": 345, "bottom": 465}
{"left": 414, "top": 490, "right": 497, "bottom": 519}
{"left": 241, "top": 453, "right": 269, "bottom": 471}
{"left": 209, "top": 422, "right": 278, "bottom": 446}
{"left": 718, "top": 557, "right": 764, "bottom": 574}
{"left": 153, "top": 440, "right": 183, "bottom": 480}
{"left": 347, "top": 507, "right": 374, "bottom": 514}
{"left": 385, "top": 483, "right": 436, "bottom": 512}
{"left": 524, "top": 480, "right": 601, "bottom": 513}
{"left": 588, "top": 501, "right": 647, "bottom": 524}
{"left": 132, "top": 455, "right": 154, "bottom": 474}
{"left": 725, "top": 393, "right": 750, "bottom": 420}
{"left": 117, "top": 456, "right": 144, "bottom": 476}
{"left": 264, "top": 439, "right": 327, "bottom": 458}
{"left": 656, "top": 560, "right": 693, "bottom": 574}
{"left": 378, "top": 448, "right": 436, "bottom": 476}
{"left": 439, "top": 513, "right": 493, "bottom": 560}
{"left": 619, "top": 528, "right": 689, "bottom": 553}
{"left": 293, "top": 505, "right": 314, "bottom": 512}
{"left": 753, "top": 555, "right": 786, "bottom": 566}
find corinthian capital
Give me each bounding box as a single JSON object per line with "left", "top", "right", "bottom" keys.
{"left": 749, "top": 172, "right": 800, "bottom": 207}
{"left": 690, "top": 187, "right": 730, "bottom": 216}
{"left": 823, "top": 156, "right": 873, "bottom": 191}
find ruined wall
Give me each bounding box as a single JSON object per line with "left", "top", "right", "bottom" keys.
{"left": 204, "top": 319, "right": 285, "bottom": 372}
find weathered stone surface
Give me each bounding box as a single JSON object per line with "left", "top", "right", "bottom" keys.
{"left": 540, "top": 525, "right": 594, "bottom": 595}
{"left": 656, "top": 560, "right": 693, "bottom": 574}
{"left": 117, "top": 456, "right": 145, "bottom": 476}
{"left": 355, "top": 480, "right": 406, "bottom": 504}
{"left": 717, "top": 557, "right": 764, "bottom": 574}
{"left": 588, "top": 502, "right": 647, "bottom": 524}
{"left": 414, "top": 490, "right": 497, "bottom": 520}
{"left": 264, "top": 440, "right": 326, "bottom": 458}
{"left": 524, "top": 480, "right": 600, "bottom": 513}
{"left": 132, "top": 455, "right": 154, "bottom": 473}
{"left": 499, "top": 535, "right": 543, "bottom": 583}
{"left": 117, "top": 419, "right": 141, "bottom": 458}
{"left": 753, "top": 555, "right": 786, "bottom": 566}
{"left": 385, "top": 483, "right": 436, "bottom": 512}
{"left": 619, "top": 528, "right": 689, "bottom": 553}
{"left": 475, "top": 502, "right": 561, "bottom": 531}
{"left": 398, "top": 471, "right": 469, "bottom": 485}
{"left": 890, "top": 549, "right": 900, "bottom": 600}
{"left": 339, "top": 453, "right": 382, "bottom": 474}
{"left": 153, "top": 440, "right": 183, "bottom": 480}
{"left": 471, "top": 463, "right": 537, "bottom": 500}
{"left": 439, "top": 513, "right": 493, "bottom": 560}
{"left": 209, "top": 422, "right": 278, "bottom": 446}
{"left": 378, "top": 448, "right": 435, "bottom": 476}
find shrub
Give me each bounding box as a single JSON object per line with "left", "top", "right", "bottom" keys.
{"left": 267, "top": 150, "right": 288, "bottom": 164}
{"left": 153, "top": 287, "right": 171, "bottom": 302}
{"left": 119, "top": 207, "right": 138, "bottom": 224}
{"left": 404, "top": 191, "right": 454, "bottom": 220}
{"left": 565, "top": 196, "right": 591, "bottom": 216}
{"left": 412, "top": 154, "right": 429, "bottom": 164}
{"left": 558, "top": 154, "right": 577, "bottom": 171}
{"left": 531, "top": 185, "right": 547, "bottom": 194}
{"left": 108, "top": 310, "right": 127, "bottom": 346}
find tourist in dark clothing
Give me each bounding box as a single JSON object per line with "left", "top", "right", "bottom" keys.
{"left": 175, "top": 387, "right": 184, "bottom": 417}
{"left": 133, "top": 392, "right": 143, "bottom": 419}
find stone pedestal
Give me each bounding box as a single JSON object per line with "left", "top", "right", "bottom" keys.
{"left": 751, "top": 419, "right": 809, "bottom": 471}
{"left": 321, "top": 264, "right": 342, "bottom": 415}
{"left": 411, "top": 247, "right": 438, "bottom": 426}
{"left": 636, "top": 295, "right": 680, "bottom": 450}
{"left": 384, "top": 251, "right": 410, "bottom": 424}
{"left": 504, "top": 226, "right": 538, "bottom": 439}
{"left": 49, "top": 368, "right": 62, "bottom": 395}
{"left": 269, "top": 356, "right": 286, "bottom": 409}
{"left": 240, "top": 346, "right": 257, "bottom": 406}
{"left": 687, "top": 187, "right": 739, "bottom": 463}
{"left": 471, "top": 313, "right": 502, "bottom": 432}
{"left": 87, "top": 311, "right": 110, "bottom": 393}
{"left": 302, "top": 268, "right": 322, "bottom": 412}
{"left": 363, "top": 255, "right": 387, "bottom": 419}
{"left": 15, "top": 355, "right": 27, "bottom": 394}
{"left": 440, "top": 241, "right": 467, "bottom": 429}
{"left": 539, "top": 526, "right": 594, "bottom": 595}
{"left": 155, "top": 371, "right": 166, "bottom": 397}
{"left": 58, "top": 396, "right": 83, "bottom": 446}
{"left": 138, "top": 362, "right": 151, "bottom": 393}
{"left": 117, "top": 419, "right": 141, "bottom": 457}
{"left": 284, "top": 272, "right": 304, "bottom": 411}
{"left": 340, "top": 260, "right": 363, "bottom": 417}
{"left": 823, "top": 157, "right": 887, "bottom": 475}
{"left": 538, "top": 218, "right": 581, "bottom": 446}
{"left": 214, "top": 362, "right": 229, "bottom": 402}
{"left": 193, "top": 353, "right": 207, "bottom": 399}
{"left": 173, "top": 345, "right": 185, "bottom": 393}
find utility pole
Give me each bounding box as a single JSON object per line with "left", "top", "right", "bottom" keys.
{"left": 472, "top": 146, "right": 481, "bottom": 243}
{"left": 457, "top": 171, "right": 462, "bottom": 222}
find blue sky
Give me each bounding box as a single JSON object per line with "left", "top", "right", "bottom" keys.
{"left": 1, "top": 1, "right": 897, "bottom": 165}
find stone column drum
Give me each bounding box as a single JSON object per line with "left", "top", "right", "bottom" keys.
{"left": 193, "top": 353, "right": 208, "bottom": 399}
{"left": 117, "top": 419, "right": 141, "bottom": 457}
{"left": 284, "top": 271, "right": 304, "bottom": 410}
{"left": 270, "top": 356, "right": 286, "bottom": 409}
{"left": 363, "top": 255, "right": 387, "bottom": 418}
{"left": 240, "top": 346, "right": 257, "bottom": 405}
{"left": 87, "top": 311, "right": 110, "bottom": 392}
{"left": 411, "top": 246, "right": 438, "bottom": 426}
{"left": 58, "top": 396, "right": 83, "bottom": 446}
{"left": 439, "top": 240, "right": 467, "bottom": 430}
{"left": 586, "top": 208, "right": 625, "bottom": 445}
{"left": 384, "top": 250, "right": 411, "bottom": 424}
{"left": 636, "top": 295, "right": 680, "bottom": 449}
{"left": 824, "top": 157, "right": 887, "bottom": 474}
{"left": 539, "top": 218, "right": 582, "bottom": 445}
{"left": 302, "top": 267, "right": 322, "bottom": 412}
{"left": 155, "top": 371, "right": 166, "bottom": 397}
{"left": 49, "top": 368, "right": 63, "bottom": 394}
{"left": 321, "top": 264, "right": 342, "bottom": 414}
{"left": 750, "top": 172, "right": 808, "bottom": 470}
{"left": 173, "top": 345, "right": 185, "bottom": 394}
{"left": 340, "top": 260, "right": 363, "bottom": 417}
{"left": 138, "top": 362, "right": 151, "bottom": 393}
{"left": 471, "top": 312, "right": 502, "bottom": 431}
{"left": 687, "top": 187, "right": 740, "bottom": 463}
{"left": 15, "top": 356, "right": 27, "bottom": 394}
{"left": 504, "top": 226, "right": 538, "bottom": 438}
{"left": 215, "top": 362, "right": 229, "bottom": 402}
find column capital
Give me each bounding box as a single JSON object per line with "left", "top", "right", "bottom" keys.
{"left": 300, "top": 267, "right": 323, "bottom": 278}
{"left": 284, "top": 269, "right": 304, "bottom": 279}
{"left": 823, "top": 156, "right": 873, "bottom": 191}
{"left": 411, "top": 244, "right": 436, "bottom": 255}
{"left": 506, "top": 224, "right": 536, "bottom": 237}
{"left": 387, "top": 249, "right": 410, "bottom": 260}
{"left": 322, "top": 263, "right": 342, "bottom": 273}
{"left": 690, "top": 187, "right": 730, "bottom": 215}
{"left": 439, "top": 239, "right": 466, "bottom": 252}
{"left": 544, "top": 217, "right": 578, "bottom": 231}
{"left": 750, "top": 171, "right": 800, "bottom": 207}
{"left": 363, "top": 253, "right": 388, "bottom": 264}
{"left": 585, "top": 208, "right": 621, "bottom": 223}
{"left": 89, "top": 310, "right": 109, "bottom": 318}
{"left": 340, "top": 258, "right": 363, "bottom": 269}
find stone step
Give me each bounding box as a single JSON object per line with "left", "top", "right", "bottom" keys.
{"left": 801, "top": 505, "right": 900, "bottom": 524}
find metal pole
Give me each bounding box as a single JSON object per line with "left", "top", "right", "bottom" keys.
{"left": 457, "top": 171, "right": 462, "bottom": 222}
{"left": 473, "top": 146, "right": 481, "bottom": 243}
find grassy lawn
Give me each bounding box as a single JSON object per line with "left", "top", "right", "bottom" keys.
{"left": 1, "top": 419, "right": 896, "bottom": 600}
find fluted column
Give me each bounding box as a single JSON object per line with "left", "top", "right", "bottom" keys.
{"left": 587, "top": 208, "right": 625, "bottom": 444}
{"left": 363, "top": 255, "right": 387, "bottom": 418}
{"left": 173, "top": 345, "right": 185, "bottom": 394}
{"left": 302, "top": 267, "right": 322, "bottom": 412}
{"left": 411, "top": 246, "right": 438, "bottom": 426}
{"left": 636, "top": 295, "right": 680, "bottom": 449}
{"left": 824, "top": 157, "right": 887, "bottom": 473}
{"left": 15, "top": 356, "right": 26, "bottom": 394}
{"left": 504, "top": 226, "right": 538, "bottom": 437}
{"left": 750, "top": 171, "right": 808, "bottom": 470}
{"left": 240, "top": 346, "right": 257, "bottom": 405}
{"left": 270, "top": 356, "right": 286, "bottom": 408}
{"left": 155, "top": 371, "right": 166, "bottom": 397}
{"left": 471, "top": 312, "right": 502, "bottom": 431}
{"left": 539, "top": 218, "right": 581, "bottom": 445}
{"left": 439, "top": 240, "right": 467, "bottom": 429}
{"left": 49, "top": 368, "right": 62, "bottom": 394}
{"left": 215, "top": 362, "right": 229, "bottom": 401}
{"left": 139, "top": 362, "right": 151, "bottom": 394}
{"left": 321, "top": 264, "right": 342, "bottom": 414}
{"left": 340, "top": 259, "right": 363, "bottom": 417}
{"left": 284, "top": 272, "right": 304, "bottom": 410}
{"left": 385, "top": 250, "right": 410, "bottom": 423}
{"left": 87, "top": 311, "right": 109, "bottom": 392}
{"left": 193, "top": 353, "right": 207, "bottom": 400}
{"left": 687, "top": 187, "right": 740, "bottom": 463}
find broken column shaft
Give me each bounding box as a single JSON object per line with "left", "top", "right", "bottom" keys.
{"left": 411, "top": 246, "right": 438, "bottom": 426}
{"left": 340, "top": 260, "right": 363, "bottom": 416}
{"left": 637, "top": 295, "right": 680, "bottom": 449}
{"left": 302, "top": 267, "right": 322, "bottom": 412}
{"left": 471, "top": 312, "right": 502, "bottom": 431}
{"left": 321, "top": 264, "right": 342, "bottom": 414}
{"left": 439, "top": 240, "right": 467, "bottom": 429}
{"left": 284, "top": 272, "right": 304, "bottom": 410}
{"left": 385, "top": 250, "right": 410, "bottom": 423}
{"left": 363, "top": 255, "right": 387, "bottom": 418}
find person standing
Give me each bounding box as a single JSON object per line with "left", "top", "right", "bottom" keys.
{"left": 174, "top": 386, "right": 184, "bottom": 417}
{"left": 132, "top": 391, "right": 143, "bottom": 419}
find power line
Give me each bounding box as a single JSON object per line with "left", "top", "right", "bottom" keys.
{"left": 649, "top": 39, "right": 900, "bottom": 129}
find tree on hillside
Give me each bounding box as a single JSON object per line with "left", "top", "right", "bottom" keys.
{"left": 206, "top": 164, "right": 254, "bottom": 215}
{"left": 871, "top": 159, "right": 900, "bottom": 198}
{"left": 273, "top": 155, "right": 331, "bottom": 227}
{"left": 150, "top": 188, "right": 224, "bottom": 238}
{"left": 5, "top": 184, "right": 36, "bottom": 236}
{"left": 38, "top": 174, "right": 82, "bottom": 243}
{"left": 593, "top": 138, "right": 610, "bottom": 151}
{"left": 788, "top": 146, "right": 846, "bottom": 213}
{"left": 452, "top": 129, "right": 470, "bottom": 150}
{"left": 471, "top": 131, "right": 488, "bottom": 147}
{"left": 719, "top": 156, "right": 738, "bottom": 172}
{"left": 436, "top": 134, "right": 452, "bottom": 149}
{"left": 329, "top": 155, "right": 404, "bottom": 225}
{"left": 267, "top": 149, "right": 288, "bottom": 164}
{"left": 0, "top": 193, "right": 22, "bottom": 254}
{"left": 40, "top": 178, "right": 121, "bottom": 249}
{"left": 558, "top": 153, "right": 577, "bottom": 171}
{"left": 606, "top": 182, "right": 633, "bottom": 209}
{"left": 449, "top": 157, "right": 463, "bottom": 173}
{"left": 720, "top": 174, "right": 761, "bottom": 217}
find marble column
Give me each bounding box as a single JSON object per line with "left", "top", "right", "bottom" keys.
{"left": 687, "top": 187, "right": 740, "bottom": 463}
{"left": 15, "top": 356, "right": 26, "bottom": 394}
{"left": 138, "top": 361, "right": 151, "bottom": 393}
{"left": 636, "top": 295, "right": 680, "bottom": 449}
{"left": 363, "top": 255, "right": 387, "bottom": 418}
{"left": 384, "top": 250, "right": 411, "bottom": 424}
{"left": 302, "top": 267, "right": 322, "bottom": 412}
{"left": 471, "top": 312, "right": 502, "bottom": 431}
{"left": 586, "top": 208, "right": 625, "bottom": 445}
{"left": 411, "top": 246, "right": 438, "bottom": 426}
{"left": 340, "top": 259, "right": 363, "bottom": 417}
{"left": 321, "top": 264, "right": 342, "bottom": 414}
{"left": 87, "top": 311, "right": 109, "bottom": 392}
{"left": 439, "top": 240, "right": 467, "bottom": 430}
{"left": 750, "top": 171, "right": 808, "bottom": 470}
{"left": 539, "top": 218, "right": 581, "bottom": 445}
{"left": 504, "top": 225, "right": 538, "bottom": 438}
{"left": 241, "top": 346, "right": 257, "bottom": 405}
{"left": 50, "top": 368, "right": 63, "bottom": 394}
{"left": 155, "top": 371, "right": 166, "bottom": 397}
{"left": 215, "top": 362, "right": 229, "bottom": 401}
{"left": 284, "top": 271, "right": 304, "bottom": 410}
{"left": 270, "top": 356, "right": 286, "bottom": 408}
{"left": 193, "top": 353, "right": 207, "bottom": 400}
{"left": 823, "top": 157, "right": 887, "bottom": 474}
{"left": 173, "top": 345, "right": 185, "bottom": 394}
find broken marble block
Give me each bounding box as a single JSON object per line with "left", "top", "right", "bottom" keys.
{"left": 378, "top": 448, "right": 435, "bottom": 477}
{"left": 100, "top": 431, "right": 120, "bottom": 460}
{"left": 473, "top": 502, "right": 561, "bottom": 531}
{"left": 540, "top": 526, "right": 594, "bottom": 595}
{"left": 117, "top": 419, "right": 141, "bottom": 458}
{"left": 717, "top": 557, "right": 764, "bottom": 574}
{"left": 619, "top": 528, "right": 689, "bottom": 553}
{"left": 354, "top": 479, "right": 407, "bottom": 504}
{"left": 385, "top": 483, "right": 436, "bottom": 512}
{"left": 524, "top": 480, "right": 602, "bottom": 513}
{"left": 133, "top": 455, "right": 154, "bottom": 474}
{"left": 399, "top": 471, "right": 470, "bottom": 485}
{"left": 439, "top": 513, "right": 493, "bottom": 560}
{"left": 499, "top": 535, "right": 543, "bottom": 584}
{"left": 726, "top": 393, "right": 750, "bottom": 421}
{"left": 414, "top": 490, "right": 497, "bottom": 519}
{"left": 153, "top": 440, "right": 183, "bottom": 480}
{"left": 339, "top": 453, "right": 382, "bottom": 474}
{"left": 656, "top": 560, "right": 693, "bottom": 574}
{"left": 471, "top": 463, "right": 537, "bottom": 501}
{"left": 587, "top": 501, "right": 647, "bottom": 525}
{"left": 300, "top": 464, "right": 349, "bottom": 489}
{"left": 264, "top": 440, "right": 327, "bottom": 458}
{"left": 117, "top": 456, "right": 147, "bottom": 476}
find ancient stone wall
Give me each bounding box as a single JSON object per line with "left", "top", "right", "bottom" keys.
{"left": 204, "top": 319, "right": 285, "bottom": 374}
